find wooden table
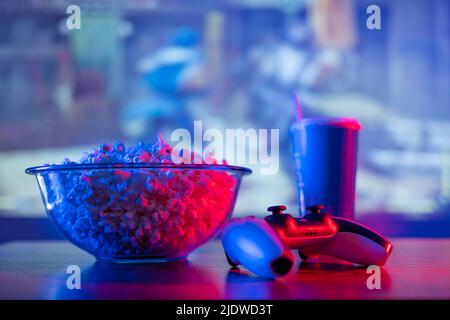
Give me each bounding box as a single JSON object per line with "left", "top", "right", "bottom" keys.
{"left": 0, "top": 239, "right": 449, "bottom": 299}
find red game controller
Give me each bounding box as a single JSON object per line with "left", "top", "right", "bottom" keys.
{"left": 221, "top": 205, "right": 393, "bottom": 278}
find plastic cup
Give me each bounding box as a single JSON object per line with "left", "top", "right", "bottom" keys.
{"left": 290, "top": 117, "right": 362, "bottom": 219}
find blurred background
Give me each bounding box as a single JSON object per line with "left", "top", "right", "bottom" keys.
{"left": 0, "top": 0, "right": 449, "bottom": 241}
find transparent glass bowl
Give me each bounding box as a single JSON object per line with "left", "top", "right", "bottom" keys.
{"left": 26, "top": 163, "right": 251, "bottom": 263}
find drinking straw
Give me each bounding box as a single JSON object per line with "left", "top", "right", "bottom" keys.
{"left": 294, "top": 94, "right": 303, "bottom": 120}
{"left": 292, "top": 94, "right": 306, "bottom": 216}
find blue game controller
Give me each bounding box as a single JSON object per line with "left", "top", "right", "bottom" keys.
{"left": 221, "top": 205, "right": 393, "bottom": 278}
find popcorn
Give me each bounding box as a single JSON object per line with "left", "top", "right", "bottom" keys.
{"left": 46, "top": 135, "right": 237, "bottom": 259}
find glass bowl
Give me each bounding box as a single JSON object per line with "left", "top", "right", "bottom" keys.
{"left": 26, "top": 163, "right": 251, "bottom": 263}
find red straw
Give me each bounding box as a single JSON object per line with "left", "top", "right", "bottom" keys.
{"left": 293, "top": 94, "right": 303, "bottom": 120}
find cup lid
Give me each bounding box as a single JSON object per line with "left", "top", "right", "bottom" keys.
{"left": 292, "top": 117, "right": 362, "bottom": 130}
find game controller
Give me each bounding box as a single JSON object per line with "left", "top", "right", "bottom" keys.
{"left": 221, "top": 205, "right": 393, "bottom": 278}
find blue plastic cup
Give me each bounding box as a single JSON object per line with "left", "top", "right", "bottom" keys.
{"left": 290, "top": 117, "right": 362, "bottom": 219}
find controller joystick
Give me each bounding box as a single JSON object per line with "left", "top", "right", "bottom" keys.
{"left": 267, "top": 205, "right": 287, "bottom": 215}
{"left": 305, "top": 204, "right": 324, "bottom": 214}
{"left": 221, "top": 205, "right": 393, "bottom": 278}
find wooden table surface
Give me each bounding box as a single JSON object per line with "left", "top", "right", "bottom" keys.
{"left": 0, "top": 238, "right": 449, "bottom": 300}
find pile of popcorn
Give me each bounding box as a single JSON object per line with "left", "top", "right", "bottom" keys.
{"left": 47, "top": 134, "right": 237, "bottom": 258}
